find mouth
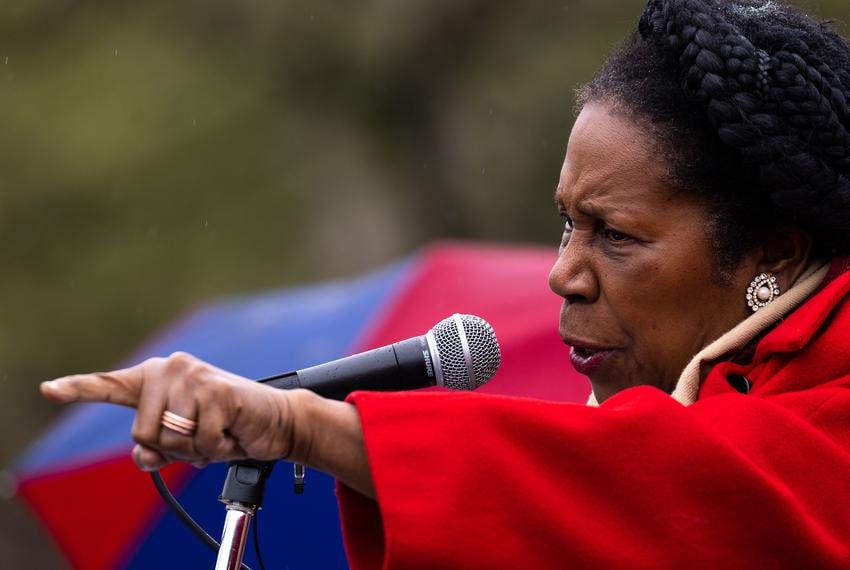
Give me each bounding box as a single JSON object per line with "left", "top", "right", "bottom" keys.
{"left": 563, "top": 337, "right": 616, "bottom": 376}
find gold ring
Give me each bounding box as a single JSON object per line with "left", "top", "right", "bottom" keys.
{"left": 161, "top": 410, "right": 197, "bottom": 436}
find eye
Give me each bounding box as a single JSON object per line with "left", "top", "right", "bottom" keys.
{"left": 603, "top": 227, "right": 631, "bottom": 243}
{"left": 558, "top": 213, "right": 573, "bottom": 252}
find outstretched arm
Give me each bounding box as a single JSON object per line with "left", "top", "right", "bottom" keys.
{"left": 39, "top": 352, "right": 376, "bottom": 498}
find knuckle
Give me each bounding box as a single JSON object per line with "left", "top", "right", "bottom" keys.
{"left": 194, "top": 434, "right": 215, "bottom": 457}
{"left": 186, "top": 363, "right": 213, "bottom": 391}
{"left": 159, "top": 431, "right": 194, "bottom": 458}
{"left": 217, "top": 437, "right": 240, "bottom": 461}
{"left": 166, "top": 351, "right": 196, "bottom": 370}
{"left": 243, "top": 440, "right": 275, "bottom": 461}
{"left": 131, "top": 425, "right": 157, "bottom": 447}
{"left": 164, "top": 353, "right": 213, "bottom": 388}
{"left": 144, "top": 356, "right": 167, "bottom": 369}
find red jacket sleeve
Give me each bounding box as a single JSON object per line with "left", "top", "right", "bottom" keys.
{"left": 338, "top": 385, "right": 850, "bottom": 569}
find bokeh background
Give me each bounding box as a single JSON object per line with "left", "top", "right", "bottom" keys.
{"left": 1, "top": 0, "right": 847, "bottom": 566}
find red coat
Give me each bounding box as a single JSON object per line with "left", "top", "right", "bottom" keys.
{"left": 338, "top": 264, "right": 850, "bottom": 569}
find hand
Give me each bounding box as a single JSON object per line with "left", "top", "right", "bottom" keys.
{"left": 40, "top": 352, "right": 305, "bottom": 471}
{"left": 41, "top": 351, "right": 375, "bottom": 497}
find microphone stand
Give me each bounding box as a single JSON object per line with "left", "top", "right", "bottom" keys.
{"left": 213, "top": 366, "right": 308, "bottom": 570}
{"left": 215, "top": 337, "right": 437, "bottom": 566}
{"left": 215, "top": 460, "right": 275, "bottom": 570}
{"left": 189, "top": 315, "right": 494, "bottom": 568}
{"left": 213, "top": 345, "right": 431, "bottom": 568}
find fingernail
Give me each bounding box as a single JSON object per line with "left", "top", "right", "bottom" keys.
{"left": 40, "top": 380, "right": 68, "bottom": 400}
{"left": 132, "top": 447, "right": 160, "bottom": 472}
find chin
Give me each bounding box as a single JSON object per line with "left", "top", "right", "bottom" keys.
{"left": 588, "top": 381, "right": 623, "bottom": 404}
{"left": 584, "top": 365, "right": 625, "bottom": 403}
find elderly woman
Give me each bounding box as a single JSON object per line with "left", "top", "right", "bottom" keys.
{"left": 42, "top": 0, "right": 850, "bottom": 567}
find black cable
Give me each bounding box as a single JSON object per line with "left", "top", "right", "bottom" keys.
{"left": 150, "top": 471, "right": 253, "bottom": 570}
{"left": 253, "top": 507, "right": 266, "bottom": 570}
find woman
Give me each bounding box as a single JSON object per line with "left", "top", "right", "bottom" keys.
{"left": 41, "top": 0, "right": 850, "bottom": 567}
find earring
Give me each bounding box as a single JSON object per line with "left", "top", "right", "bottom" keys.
{"left": 747, "top": 272, "right": 781, "bottom": 312}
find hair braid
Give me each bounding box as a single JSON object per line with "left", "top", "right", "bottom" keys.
{"left": 633, "top": 0, "right": 850, "bottom": 254}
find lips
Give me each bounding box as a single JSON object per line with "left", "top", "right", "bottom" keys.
{"left": 569, "top": 345, "right": 614, "bottom": 375}
{"left": 561, "top": 336, "right": 616, "bottom": 375}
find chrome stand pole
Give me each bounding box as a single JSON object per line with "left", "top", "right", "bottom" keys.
{"left": 215, "top": 460, "right": 275, "bottom": 570}
{"left": 215, "top": 503, "right": 256, "bottom": 570}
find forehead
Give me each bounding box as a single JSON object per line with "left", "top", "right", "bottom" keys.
{"left": 556, "top": 103, "right": 677, "bottom": 211}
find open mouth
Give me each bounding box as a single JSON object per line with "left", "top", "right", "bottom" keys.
{"left": 569, "top": 345, "right": 614, "bottom": 375}
{"left": 572, "top": 346, "right": 599, "bottom": 359}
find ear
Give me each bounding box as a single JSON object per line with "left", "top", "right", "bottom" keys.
{"left": 756, "top": 227, "right": 814, "bottom": 291}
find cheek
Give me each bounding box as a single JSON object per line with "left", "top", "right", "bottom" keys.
{"left": 608, "top": 257, "right": 726, "bottom": 371}
{"left": 609, "top": 259, "right": 695, "bottom": 326}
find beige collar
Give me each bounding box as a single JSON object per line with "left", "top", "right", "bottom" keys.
{"left": 587, "top": 261, "right": 830, "bottom": 407}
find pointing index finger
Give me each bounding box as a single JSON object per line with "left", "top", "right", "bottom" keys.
{"left": 41, "top": 365, "right": 146, "bottom": 408}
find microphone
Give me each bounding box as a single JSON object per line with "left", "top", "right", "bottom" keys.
{"left": 218, "top": 315, "right": 499, "bottom": 551}
{"left": 258, "top": 314, "right": 501, "bottom": 400}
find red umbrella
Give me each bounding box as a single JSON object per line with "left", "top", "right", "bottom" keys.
{"left": 12, "top": 241, "right": 589, "bottom": 569}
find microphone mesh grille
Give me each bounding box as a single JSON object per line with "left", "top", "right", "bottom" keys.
{"left": 431, "top": 314, "right": 501, "bottom": 390}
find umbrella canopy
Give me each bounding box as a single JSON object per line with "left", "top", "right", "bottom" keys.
{"left": 12, "top": 241, "right": 590, "bottom": 569}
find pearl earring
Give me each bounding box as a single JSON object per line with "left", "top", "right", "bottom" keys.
{"left": 746, "top": 272, "right": 780, "bottom": 312}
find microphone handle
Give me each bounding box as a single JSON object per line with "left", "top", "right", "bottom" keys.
{"left": 259, "top": 336, "right": 438, "bottom": 401}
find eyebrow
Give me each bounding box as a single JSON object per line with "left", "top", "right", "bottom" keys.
{"left": 554, "top": 187, "right": 635, "bottom": 226}
{"left": 576, "top": 199, "right": 608, "bottom": 219}
{"left": 554, "top": 185, "right": 600, "bottom": 214}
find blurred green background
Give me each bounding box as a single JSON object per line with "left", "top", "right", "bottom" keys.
{"left": 1, "top": 0, "right": 847, "bottom": 566}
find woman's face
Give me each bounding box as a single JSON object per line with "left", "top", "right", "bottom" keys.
{"left": 549, "top": 102, "right": 756, "bottom": 402}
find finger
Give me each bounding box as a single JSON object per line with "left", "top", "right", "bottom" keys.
{"left": 195, "top": 404, "right": 239, "bottom": 462}
{"left": 156, "top": 361, "right": 206, "bottom": 460}
{"left": 41, "top": 365, "right": 146, "bottom": 406}
{"left": 133, "top": 444, "right": 170, "bottom": 472}
{"left": 131, "top": 359, "right": 171, "bottom": 449}
{"left": 157, "top": 389, "right": 200, "bottom": 462}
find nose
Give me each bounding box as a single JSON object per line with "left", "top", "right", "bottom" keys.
{"left": 548, "top": 237, "right": 599, "bottom": 303}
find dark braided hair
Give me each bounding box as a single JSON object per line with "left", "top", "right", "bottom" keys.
{"left": 577, "top": 0, "right": 850, "bottom": 277}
